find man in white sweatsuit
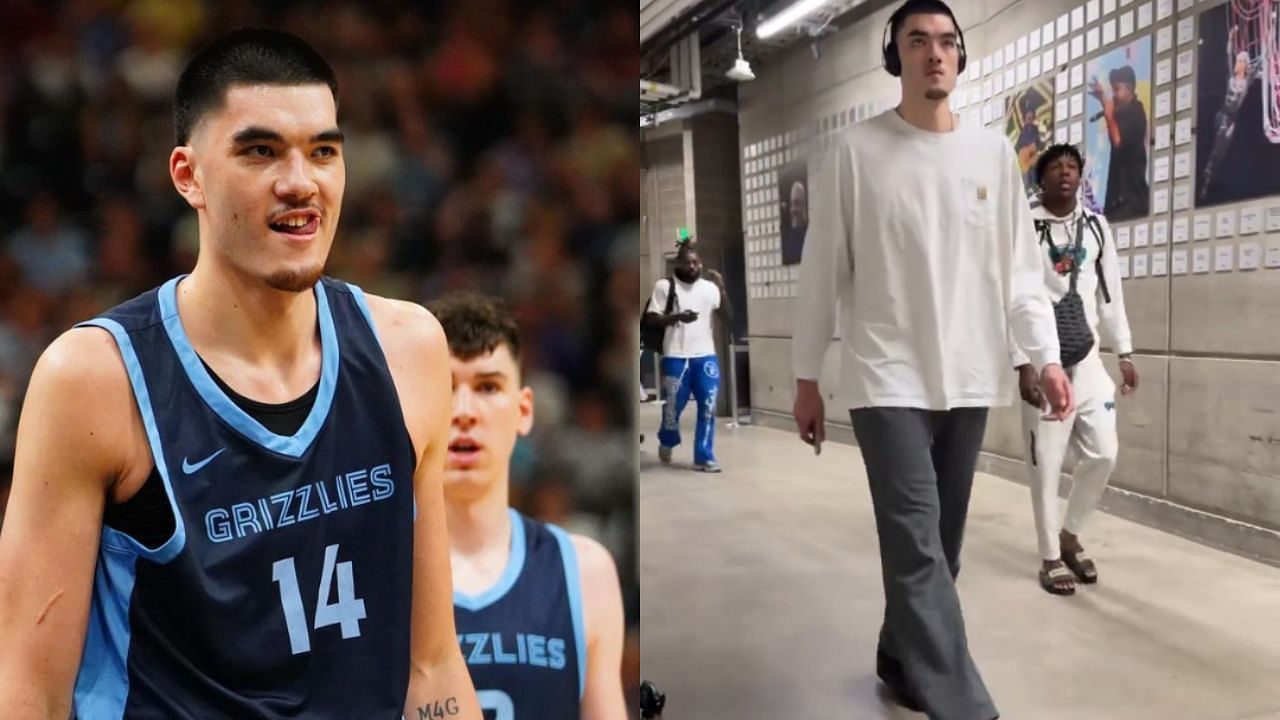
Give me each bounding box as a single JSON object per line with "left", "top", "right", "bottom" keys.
{"left": 791, "top": 2, "right": 1073, "bottom": 718}
{"left": 1013, "top": 143, "right": 1138, "bottom": 596}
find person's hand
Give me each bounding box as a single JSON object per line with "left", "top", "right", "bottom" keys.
{"left": 793, "top": 379, "right": 826, "bottom": 453}
{"left": 1017, "top": 364, "right": 1043, "bottom": 408}
{"left": 676, "top": 309, "right": 699, "bottom": 323}
{"left": 1088, "top": 77, "right": 1105, "bottom": 101}
{"left": 1119, "top": 358, "right": 1139, "bottom": 396}
{"left": 1040, "top": 363, "right": 1075, "bottom": 420}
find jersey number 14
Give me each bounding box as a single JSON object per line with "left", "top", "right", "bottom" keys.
{"left": 272, "top": 543, "right": 368, "bottom": 655}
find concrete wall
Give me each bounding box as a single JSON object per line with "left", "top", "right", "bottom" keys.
{"left": 640, "top": 130, "right": 687, "bottom": 294}
{"left": 733, "top": 0, "right": 1280, "bottom": 558}
{"left": 640, "top": 115, "right": 744, "bottom": 287}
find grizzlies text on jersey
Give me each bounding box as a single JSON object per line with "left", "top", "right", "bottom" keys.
{"left": 72, "top": 276, "right": 418, "bottom": 719}
{"left": 454, "top": 509, "right": 586, "bottom": 720}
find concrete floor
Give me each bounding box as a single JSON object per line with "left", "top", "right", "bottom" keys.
{"left": 639, "top": 403, "right": 1280, "bottom": 720}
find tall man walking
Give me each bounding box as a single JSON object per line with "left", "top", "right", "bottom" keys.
{"left": 791, "top": 2, "right": 1073, "bottom": 718}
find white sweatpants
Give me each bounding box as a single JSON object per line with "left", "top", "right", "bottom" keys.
{"left": 1021, "top": 353, "right": 1119, "bottom": 561}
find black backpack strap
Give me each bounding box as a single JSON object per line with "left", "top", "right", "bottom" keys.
{"left": 1033, "top": 219, "right": 1056, "bottom": 249}
{"left": 663, "top": 277, "right": 677, "bottom": 314}
{"left": 1069, "top": 215, "right": 1085, "bottom": 293}
{"left": 1086, "top": 214, "right": 1112, "bottom": 304}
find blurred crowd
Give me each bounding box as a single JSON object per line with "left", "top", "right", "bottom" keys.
{"left": 0, "top": 0, "right": 640, "bottom": 704}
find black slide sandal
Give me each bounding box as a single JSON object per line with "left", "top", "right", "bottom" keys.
{"left": 1062, "top": 550, "right": 1098, "bottom": 584}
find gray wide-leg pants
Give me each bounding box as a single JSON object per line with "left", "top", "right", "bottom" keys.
{"left": 850, "top": 407, "right": 999, "bottom": 720}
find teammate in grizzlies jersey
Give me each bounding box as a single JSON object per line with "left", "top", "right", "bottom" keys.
{"left": 0, "top": 30, "right": 481, "bottom": 719}
{"left": 430, "top": 293, "right": 627, "bottom": 720}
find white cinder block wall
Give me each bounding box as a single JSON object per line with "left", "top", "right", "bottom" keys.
{"left": 721, "top": 0, "right": 1280, "bottom": 561}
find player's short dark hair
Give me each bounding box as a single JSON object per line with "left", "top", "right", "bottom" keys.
{"left": 890, "top": 0, "right": 961, "bottom": 41}
{"left": 173, "top": 28, "right": 338, "bottom": 145}
{"left": 430, "top": 292, "right": 522, "bottom": 365}
{"left": 1035, "top": 143, "right": 1085, "bottom": 185}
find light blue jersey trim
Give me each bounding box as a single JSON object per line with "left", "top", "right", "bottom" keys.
{"left": 453, "top": 508, "right": 527, "bottom": 611}
{"left": 72, "top": 318, "right": 191, "bottom": 717}
{"left": 344, "top": 282, "right": 384, "bottom": 351}
{"left": 73, "top": 541, "right": 139, "bottom": 719}
{"left": 76, "top": 319, "right": 185, "bottom": 561}
{"left": 547, "top": 524, "right": 587, "bottom": 700}
{"left": 157, "top": 276, "right": 339, "bottom": 458}
{"left": 344, "top": 281, "right": 412, "bottom": 521}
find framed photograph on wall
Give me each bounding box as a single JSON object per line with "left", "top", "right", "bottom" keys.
{"left": 1005, "top": 80, "right": 1056, "bottom": 195}
{"left": 1195, "top": 2, "right": 1280, "bottom": 207}
{"left": 778, "top": 162, "right": 809, "bottom": 266}
{"left": 1084, "top": 34, "right": 1154, "bottom": 220}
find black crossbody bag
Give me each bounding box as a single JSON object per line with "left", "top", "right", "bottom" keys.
{"left": 1042, "top": 215, "right": 1095, "bottom": 369}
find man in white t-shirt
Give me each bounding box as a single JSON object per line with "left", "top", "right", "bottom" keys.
{"left": 790, "top": 2, "right": 1073, "bottom": 718}
{"left": 1016, "top": 144, "right": 1137, "bottom": 596}
{"left": 647, "top": 243, "right": 729, "bottom": 472}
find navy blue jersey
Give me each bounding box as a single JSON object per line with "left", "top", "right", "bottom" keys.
{"left": 454, "top": 510, "right": 586, "bottom": 720}
{"left": 72, "top": 276, "right": 418, "bottom": 719}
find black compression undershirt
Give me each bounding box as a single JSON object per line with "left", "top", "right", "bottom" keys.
{"left": 101, "top": 362, "right": 320, "bottom": 549}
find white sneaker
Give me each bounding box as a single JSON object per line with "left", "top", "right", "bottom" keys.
{"left": 696, "top": 461, "right": 721, "bottom": 473}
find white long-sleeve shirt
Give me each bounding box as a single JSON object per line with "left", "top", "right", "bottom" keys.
{"left": 791, "top": 109, "right": 1060, "bottom": 411}
{"left": 1009, "top": 199, "right": 1133, "bottom": 367}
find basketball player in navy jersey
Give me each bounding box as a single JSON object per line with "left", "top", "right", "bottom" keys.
{"left": 0, "top": 30, "right": 481, "bottom": 719}
{"left": 430, "top": 293, "right": 627, "bottom": 720}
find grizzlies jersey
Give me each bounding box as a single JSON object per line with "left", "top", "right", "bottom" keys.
{"left": 72, "top": 276, "right": 417, "bottom": 719}
{"left": 454, "top": 509, "right": 586, "bottom": 720}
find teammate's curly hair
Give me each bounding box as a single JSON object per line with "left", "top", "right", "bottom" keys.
{"left": 429, "top": 292, "right": 522, "bottom": 365}
{"left": 1035, "top": 143, "right": 1085, "bottom": 186}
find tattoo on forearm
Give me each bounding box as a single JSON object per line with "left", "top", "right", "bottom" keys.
{"left": 418, "top": 697, "right": 460, "bottom": 719}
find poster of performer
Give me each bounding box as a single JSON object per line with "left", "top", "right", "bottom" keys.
{"left": 1083, "top": 35, "right": 1153, "bottom": 221}
{"left": 1195, "top": 2, "right": 1280, "bottom": 206}
{"left": 779, "top": 161, "right": 808, "bottom": 266}
{"left": 1005, "top": 81, "right": 1055, "bottom": 195}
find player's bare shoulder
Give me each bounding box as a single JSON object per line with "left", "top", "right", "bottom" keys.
{"left": 360, "top": 294, "right": 446, "bottom": 372}
{"left": 20, "top": 325, "right": 148, "bottom": 486}
{"left": 568, "top": 531, "right": 624, "bottom": 661}
{"left": 570, "top": 533, "right": 621, "bottom": 594}
{"left": 358, "top": 293, "right": 451, "bottom": 444}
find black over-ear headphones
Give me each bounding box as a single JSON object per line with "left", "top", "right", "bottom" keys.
{"left": 882, "top": 0, "right": 968, "bottom": 77}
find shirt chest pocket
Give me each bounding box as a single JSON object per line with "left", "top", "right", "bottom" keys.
{"left": 957, "top": 177, "right": 997, "bottom": 228}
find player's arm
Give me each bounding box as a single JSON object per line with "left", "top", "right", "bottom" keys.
{"left": 1094, "top": 217, "right": 1134, "bottom": 354}
{"left": 0, "top": 329, "right": 136, "bottom": 716}
{"left": 1001, "top": 142, "right": 1060, "bottom": 376}
{"left": 792, "top": 141, "right": 854, "bottom": 383}
{"left": 573, "top": 534, "right": 627, "bottom": 720}
{"left": 366, "top": 297, "right": 482, "bottom": 720}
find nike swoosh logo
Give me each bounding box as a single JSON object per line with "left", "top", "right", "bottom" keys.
{"left": 182, "top": 448, "right": 226, "bottom": 475}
